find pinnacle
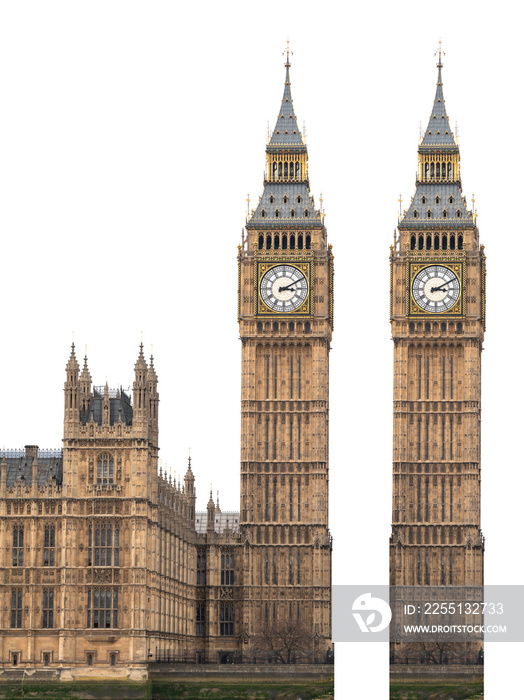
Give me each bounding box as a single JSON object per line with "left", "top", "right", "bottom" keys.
{"left": 135, "top": 343, "right": 148, "bottom": 371}
{"left": 66, "top": 343, "right": 79, "bottom": 371}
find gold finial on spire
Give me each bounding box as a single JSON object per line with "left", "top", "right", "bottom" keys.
{"left": 246, "top": 193, "right": 251, "bottom": 220}
{"left": 435, "top": 39, "right": 445, "bottom": 68}
{"left": 283, "top": 38, "right": 292, "bottom": 68}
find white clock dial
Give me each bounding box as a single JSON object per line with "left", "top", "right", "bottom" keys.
{"left": 412, "top": 265, "right": 460, "bottom": 313}
{"left": 260, "top": 265, "right": 308, "bottom": 312}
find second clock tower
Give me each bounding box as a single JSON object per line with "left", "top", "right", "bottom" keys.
{"left": 238, "top": 51, "right": 333, "bottom": 656}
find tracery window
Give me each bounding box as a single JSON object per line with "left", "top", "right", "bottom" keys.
{"left": 13, "top": 525, "right": 23, "bottom": 566}
{"left": 11, "top": 589, "right": 22, "bottom": 628}
{"left": 87, "top": 588, "right": 118, "bottom": 629}
{"left": 221, "top": 550, "right": 234, "bottom": 585}
{"left": 97, "top": 453, "right": 114, "bottom": 485}
{"left": 220, "top": 604, "right": 234, "bottom": 636}
{"left": 197, "top": 548, "right": 206, "bottom": 585}
{"left": 44, "top": 524, "right": 55, "bottom": 566}
{"left": 42, "top": 589, "right": 54, "bottom": 628}
{"left": 88, "top": 523, "right": 119, "bottom": 566}
{"left": 196, "top": 603, "right": 205, "bottom": 636}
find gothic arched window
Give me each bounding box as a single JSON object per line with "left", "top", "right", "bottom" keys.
{"left": 97, "top": 453, "right": 114, "bottom": 485}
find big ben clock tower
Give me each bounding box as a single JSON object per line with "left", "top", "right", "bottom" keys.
{"left": 390, "top": 49, "right": 486, "bottom": 669}
{"left": 238, "top": 49, "right": 333, "bottom": 658}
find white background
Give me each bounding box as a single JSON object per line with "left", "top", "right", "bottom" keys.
{"left": 0, "top": 1, "right": 522, "bottom": 697}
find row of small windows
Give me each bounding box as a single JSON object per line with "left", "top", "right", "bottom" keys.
{"left": 269, "top": 195, "right": 302, "bottom": 205}
{"left": 11, "top": 589, "right": 54, "bottom": 629}
{"left": 11, "top": 523, "right": 118, "bottom": 568}
{"left": 422, "top": 195, "right": 454, "bottom": 205}
{"left": 10, "top": 650, "right": 116, "bottom": 668}
{"left": 257, "top": 321, "right": 311, "bottom": 333}
{"left": 13, "top": 524, "right": 55, "bottom": 567}
{"left": 258, "top": 233, "right": 311, "bottom": 249}
{"left": 409, "top": 322, "right": 463, "bottom": 334}
{"left": 271, "top": 161, "right": 302, "bottom": 180}
{"left": 410, "top": 233, "right": 463, "bottom": 251}
{"left": 11, "top": 586, "right": 119, "bottom": 631}
{"left": 423, "top": 162, "right": 455, "bottom": 180}
{"left": 260, "top": 209, "right": 310, "bottom": 220}
{"left": 413, "top": 209, "right": 462, "bottom": 220}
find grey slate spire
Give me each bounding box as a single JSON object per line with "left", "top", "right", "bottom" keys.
{"left": 421, "top": 58, "right": 457, "bottom": 149}
{"left": 399, "top": 52, "right": 474, "bottom": 230}
{"left": 247, "top": 51, "right": 321, "bottom": 229}
{"left": 269, "top": 52, "right": 304, "bottom": 147}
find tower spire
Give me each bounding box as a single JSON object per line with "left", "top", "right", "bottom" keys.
{"left": 247, "top": 51, "right": 322, "bottom": 227}
{"left": 421, "top": 44, "right": 455, "bottom": 148}
{"left": 283, "top": 38, "right": 292, "bottom": 69}
{"left": 400, "top": 54, "right": 473, "bottom": 228}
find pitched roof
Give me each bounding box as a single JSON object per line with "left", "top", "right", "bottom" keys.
{"left": 249, "top": 182, "right": 321, "bottom": 226}
{"left": 2, "top": 451, "right": 63, "bottom": 488}
{"left": 421, "top": 62, "right": 457, "bottom": 150}
{"left": 269, "top": 62, "right": 305, "bottom": 148}
{"left": 400, "top": 183, "right": 474, "bottom": 228}
{"left": 248, "top": 58, "right": 321, "bottom": 228}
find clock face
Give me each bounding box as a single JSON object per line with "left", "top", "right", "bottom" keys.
{"left": 412, "top": 265, "right": 460, "bottom": 313}
{"left": 260, "top": 264, "right": 308, "bottom": 313}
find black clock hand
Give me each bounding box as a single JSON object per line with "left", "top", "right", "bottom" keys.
{"left": 279, "top": 282, "right": 298, "bottom": 292}
{"left": 430, "top": 281, "right": 452, "bottom": 292}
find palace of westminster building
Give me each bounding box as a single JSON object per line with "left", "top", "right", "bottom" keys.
{"left": 0, "top": 48, "right": 484, "bottom": 679}
{"left": 0, "top": 52, "right": 333, "bottom": 677}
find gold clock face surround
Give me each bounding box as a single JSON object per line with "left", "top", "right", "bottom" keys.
{"left": 256, "top": 260, "right": 311, "bottom": 316}
{"left": 408, "top": 260, "right": 463, "bottom": 317}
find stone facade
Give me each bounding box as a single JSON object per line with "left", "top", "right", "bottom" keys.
{"left": 0, "top": 57, "right": 333, "bottom": 676}
{"left": 389, "top": 54, "right": 485, "bottom": 666}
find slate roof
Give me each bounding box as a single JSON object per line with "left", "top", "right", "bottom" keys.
{"left": 2, "top": 453, "right": 63, "bottom": 488}
{"left": 421, "top": 63, "right": 458, "bottom": 150}
{"left": 400, "top": 182, "right": 474, "bottom": 228}
{"left": 195, "top": 511, "right": 240, "bottom": 535}
{"left": 248, "top": 61, "right": 321, "bottom": 228}
{"left": 250, "top": 182, "right": 321, "bottom": 226}
{"left": 269, "top": 64, "right": 304, "bottom": 148}
{"left": 80, "top": 388, "right": 133, "bottom": 425}
{"left": 400, "top": 61, "right": 474, "bottom": 229}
